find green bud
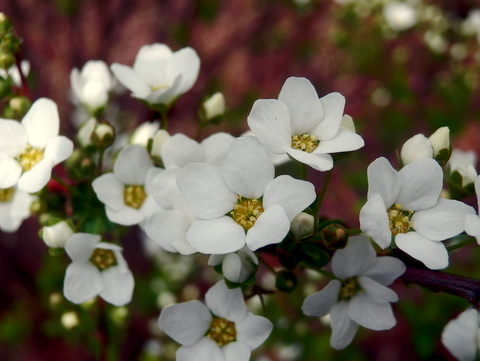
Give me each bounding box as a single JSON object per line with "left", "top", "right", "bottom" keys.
{"left": 0, "top": 13, "right": 13, "bottom": 35}
{"left": 0, "top": 52, "right": 15, "bottom": 70}
{"left": 3, "top": 96, "right": 31, "bottom": 119}
{"left": 275, "top": 270, "right": 297, "bottom": 292}
{"left": 0, "top": 76, "right": 12, "bottom": 97}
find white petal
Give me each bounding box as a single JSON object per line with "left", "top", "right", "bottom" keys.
{"left": 331, "top": 236, "right": 376, "bottom": 278}
{"left": 235, "top": 312, "right": 273, "bottom": 350}
{"left": 395, "top": 232, "right": 449, "bottom": 269}
{"left": 44, "top": 136, "right": 73, "bottom": 165}
{"left": 162, "top": 133, "right": 204, "bottom": 168}
{"left": 397, "top": 158, "right": 443, "bottom": 210}
{"left": 176, "top": 338, "right": 224, "bottom": 361}
{"left": 358, "top": 276, "right": 398, "bottom": 303}
{"left": 475, "top": 175, "right": 480, "bottom": 210}
{"left": 400, "top": 134, "right": 433, "bottom": 165}
{"left": 262, "top": 175, "right": 316, "bottom": 221}
{"left": 177, "top": 163, "right": 236, "bottom": 219}
{"left": 201, "top": 132, "right": 235, "bottom": 167}
{"left": 465, "top": 214, "right": 480, "bottom": 244}
{"left": 0, "top": 119, "right": 27, "bottom": 157}
{"left": 205, "top": 280, "right": 247, "bottom": 322}
{"left": 149, "top": 167, "right": 179, "bottom": 209}
{"left": 63, "top": 262, "right": 102, "bottom": 304}
{"left": 277, "top": 77, "right": 324, "bottom": 135}
{"left": 286, "top": 148, "right": 333, "bottom": 171}
{"left": 348, "top": 293, "right": 396, "bottom": 330}
{"left": 114, "top": 145, "right": 153, "bottom": 185}
{"left": 22, "top": 98, "right": 59, "bottom": 148}
{"left": 158, "top": 300, "right": 211, "bottom": 346}
{"left": 412, "top": 198, "right": 475, "bottom": 241}
{"left": 314, "top": 92, "right": 346, "bottom": 141}
{"left": 0, "top": 153, "right": 22, "bottom": 188}
{"left": 221, "top": 341, "right": 251, "bottom": 361}
{"left": 111, "top": 63, "right": 151, "bottom": 97}
{"left": 168, "top": 47, "right": 200, "bottom": 95}
{"left": 314, "top": 128, "right": 364, "bottom": 154}
{"left": 361, "top": 256, "right": 406, "bottom": 286}
{"left": 92, "top": 173, "right": 125, "bottom": 210}
{"left": 359, "top": 194, "right": 392, "bottom": 249}
{"left": 65, "top": 233, "right": 100, "bottom": 262}
{"left": 441, "top": 308, "right": 479, "bottom": 361}
{"left": 100, "top": 266, "right": 134, "bottom": 306}
{"left": 106, "top": 205, "right": 145, "bottom": 226}
{"left": 187, "top": 217, "right": 246, "bottom": 254}
{"left": 366, "top": 157, "right": 401, "bottom": 207}
{"left": 223, "top": 137, "right": 274, "bottom": 199}
{"left": 245, "top": 204, "right": 290, "bottom": 251}
{"left": 329, "top": 301, "right": 359, "bottom": 350}
{"left": 246, "top": 99, "right": 291, "bottom": 154}
{"left": 133, "top": 44, "right": 172, "bottom": 86}
{"left": 17, "top": 159, "right": 53, "bottom": 193}
{"left": 302, "top": 280, "right": 341, "bottom": 317}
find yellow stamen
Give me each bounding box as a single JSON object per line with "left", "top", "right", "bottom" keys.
{"left": 89, "top": 248, "right": 117, "bottom": 270}
{"left": 338, "top": 277, "right": 362, "bottom": 300}
{"left": 291, "top": 134, "right": 319, "bottom": 153}
{"left": 0, "top": 187, "right": 15, "bottom": 202}
{"left": 387, "top": 204, "right": 413, "bottom": 235}
{"left": 206, "top": 317, "right": 236, "bottom": 347}
{"left": 231, "top": 196, "right": 264, "bottom": 231}
{"left": 16, "top": 145, "right": 44, "bottom": 171}
{"left": 124, "top": 185, "right": 146, "bottom": 209}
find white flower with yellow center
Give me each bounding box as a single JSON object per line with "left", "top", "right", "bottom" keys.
{"left": 247, "top": 77, "right": 364, "bottom": 172}
{"left": 110, "top": 43, "right": 200, "bottom": 106}
{"left": 359, "top": 157, "right": 475, "bottom": 269}
{"left": 158, "top": 280, "right": 273, "bottom": 361}
{"left": 0, "top": 98, "right": 73, "bottom": 193}
{"left": 0, "top": 186, "right": 36, "bottom": 232}
{"left": 92, "top": 145, "right": 161, "bottom": 226}
{"left": 63, "top": 233, "right": 134, "bottom": 306}
{"left": 176, "top": 136, "right": 316, "bottom": 254}
{"left": 302, "top": 236, "right": 406, "bottom": 350}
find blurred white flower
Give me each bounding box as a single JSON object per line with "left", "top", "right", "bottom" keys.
{"left": 383, "top": 2, "right": 417, "bottom": 31}
{"left": 208, "top": 246, "right": 258, "bottom": 283}
{"left": 302, "top": 236, "right": 405, "bottom": 350}
{"left": 465, "top": 176, "right": 480, "bottom": 245}
{"left": 63, "top": 233, "right": 134, "bottom": 306}
{"left": 111, "top": 43, "right": 200, "bottom": 106}
{"left": 158, "top": 280, "right": 273, "bottom": 361}
{"left": 0, "top": 60, "right": 29, "bottom": 86}
{"left": 448, "top": 149, "right": 478, "bottom": 187}
{"left": 442, "top": 308, "right": 480, "bottom": 361}
{"left": 0, "top": 186, "right": 35, "bottom": 232}
{"left": 0, "top": 98, "right": 74, "bottom": 193}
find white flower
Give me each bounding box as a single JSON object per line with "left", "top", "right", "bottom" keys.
{"left": 383, "top": 2, "right": 417, "bottom": 31}
{"left": 158, "top": 280, "right": 273, "bottom": 361}
{"left": 202, "top": 92, "right": 226, "bottom": 120}
{"left": 465, "top": 176, "right": 480, "bottom": 244}
{"left": 442, "top": 308, "right": 480, "bottom": 361}
{"left": 0, "top": 98, "right": 74, "bottom": 193}
{"left": 302, "top": 236, "right": 406, "bottom": 350}
{"left": 247, "top": 77, "right": 364, "bottom": 172}
{"left": 176, "top": 136, "right": 316, "bottom": 254}
{"left": 208, "top": 246, "right": 258, "bottom": 283}
{"left": 0, "top": 186, "right": 35, "bottom": 232}
{"left": 92, "top": 145, "right": 161, "bottom": 226}
{"left": 111, "top": 43, "right": 200, "bottom": 106}
{"left": 359, "top": 157, "right": 475, "bottom": 269}
{"left": 41, "top": 219, "right": 75, "bottom": 248}
{"left": 129, "top": 121, "right": 160, "bottom": 147}
{"left": 63, "top": 233, "right": 134, "bottom": 306}
{"left": 448, "top": 149, "right": 478, "bottom": 187}
{"left": 70, "top": 60, "right": 113, "bottom": 114}
{"left": 0, "top": 60, "right": 29, "bottom": 87}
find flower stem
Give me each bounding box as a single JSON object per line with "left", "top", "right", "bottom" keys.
{"left": 446, "top": 235, "right": 476, "bottom": 252}
{"left": 313, "top": 169, "right": 333, "bottom": 217}
{"left": 160, "top": 108, "right": 168, "bottom": 131}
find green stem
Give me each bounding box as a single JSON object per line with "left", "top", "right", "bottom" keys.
{"left": 300, "top": 163, "right": 308, "bottom": 181}
{"left": 160, "top": 108, "right": 168, "bottom": 131}
{"left": 446, "top": 236, "right": 476, "bottom": 252}
{"left": 313, "top": 169, "right": 333, "bottom": 217}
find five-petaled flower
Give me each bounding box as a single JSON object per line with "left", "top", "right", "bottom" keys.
{"left": 158, "top": 280, "right": 273, "bottom": 361}
{"left": 302, "top": 236, "right": 406, "bottom": 350}
{"left": 247, "top": 76, "right": 364, "bottom": 171}
{"left": 359, "top": 157, "right": 474, "bottom": 269}
{"left": 63, "top": 233, "right": 134, "bottom": 306}
{"left": 0, "top": 98, "right": 74, "bottom": 193}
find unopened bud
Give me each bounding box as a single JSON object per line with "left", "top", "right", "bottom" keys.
{"left": 290, "top": 212, "right": 315, "bottom": 240}
{"left": 208, "top": 246, "right": 258, "bottom": 284}
{"left": 400, "top": 134, "right": 433, "bottom": 166}
{"left": 340, "top": 114, "right": 356, "bottom": 133}
{"left": 91, "top": 122, "right": 115, "bottom": 148}
{"left": 40, "top": 219, "right": 75, "bottom": 248}
{"left": 150, "top": 129, "right": 170, "bottom": 159}
{"left": 3, "top": 96, "right": 31, "bottom": 119}
{"left": 200, "top": 92, "right": 225, "bottom": 123}
{"left": 429, "top": 126, "right": 451, "bottom": 165}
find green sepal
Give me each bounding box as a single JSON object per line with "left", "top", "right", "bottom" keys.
{"left": 300, "top": 242, "right": 330, "bottom": 268}
{"left": 275, "top": 270, "right": 297, "bottom": 292}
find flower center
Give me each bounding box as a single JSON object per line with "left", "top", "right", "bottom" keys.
{"left": 0, "top": 187, "right": 15, "bottom": 202}
{"left": 231, "top": 196, "right": 264, "bottom": 231}
{"left": 291, "top": 134, "right": 319, "bottom": 153}
{"left": 206, "top": 317, "right": 237, "bottom": 347}
{"left": 387, "top": 204, "right": 413, "bottom": 235}
{"left": 123, "top": 185, "right": 146, "bottom": 209}
{"left": 338, "top": 277, "right": 362, "bottom": 300}
{"left": 150, "top": 84, "right": 168, "bottom": 91}
{"left": 16, "top": 145, "right": 45, "bottom": 171}
{"left": 90, "top": 248, "right": 117, "bottom": 270}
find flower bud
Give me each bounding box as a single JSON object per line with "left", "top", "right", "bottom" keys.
{"left": 208, "top": 246, "right": 258, "bottom": 284}
{"left": 429, "top": 126, "right": 451, "bottom": 165}
{"left": 150, "top": 129, "right": 170, "bottom": 159}
{"left": 200, "top": 92, "right": 225, "bottom": 123}
{"left": 290, "top": 212, "right": 315, "bottom": 240}
{"left": 340, "top": 114, "right": 356, "bottom": 133}
{"left": 40, "top": 219, "right": 75, "bottom": 248}
{"left": 3, "top": 96, "right": 31, "bottom": 119}
{"left": 77, "top": 118, "right": 97, "bottom": 148}
{"left": 0, "top": 53, "right": 14, "bottom": 70}
{"left": 400, "top": 134, "right": 433, "bottom": 166}
{"left": 448, "top": 149, "right": 478, "bottom": 187}
{"left": 91, "top": 122, "right": 115, "bottom": 148}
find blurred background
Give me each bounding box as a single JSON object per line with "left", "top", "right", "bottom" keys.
{"left": 2, "top": 0, "right": 480, "bottom": 360}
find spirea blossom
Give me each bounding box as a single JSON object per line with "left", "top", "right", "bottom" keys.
{"left": 111, "top": 43, "right": 200, "bottom": 106}
{"left": 158, "top": 280, "right": 273, "bottom": 361}
{"left": 359, "top": 157, "right": 474, "bottom": 269}
{"left": 302, "top": 236, "right": 406, "bottom": 350}
{"left": 247, "top": 77, "right": 364, "bottom": 171}
{"left": 442, "top": 308, "right": 480, "bottom": 361}
{"left": 63, "top": 233, "right": 134, "bottom": 306}
{"left": 0, "top": 98, "right": 73, "bottom": 193}
{"left": 0, "top": 186, "right": 35, "bottom": 232}
{"left": 176, "top": 136, "right": 316, "bottom": 254}
{"left": 465, "top": 176, "right": 480, "bottom": 244}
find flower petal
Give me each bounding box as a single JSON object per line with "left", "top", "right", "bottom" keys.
{"left": 100, "top": 266, "right": 134, "bottom": 306}
{"left": 110, "top": 63, "right": 151, "bottom": 97}
{"left": 92, "top": 173, "right": 125, "bottom": 210}
{"left": 221, "top": 341, "right": 251, "bottom": 361}
{"left": 313, "top": 92, "right": 345, "bottom": 141}
{"left": 361, "top": 256, "right": 406, "bottom": 286}
{"left": 465, "top": 214, "right": 480, "bottom": 245}
{"left": 395, "top": 232, "right": 449, "bottom": 269}
{"left": 235, "top": 312, "right": 273, "bottom": 350}
{"left": 0, "top": 119, "right": 27, "bottom": 157}
{"left": 17, "top": 158, "right": 53, "bottom": 193}
{"left": 366, "top": 157, "right": 401, "bottom": 207}
{"left": 205, "top": 280, "right": 247, "bottom": 322}
{"left": 176, "top": 338, "right": 224, "bottom": 361}
{"left": 22, "top": 98, "right": 59, "bottom": 148}
{"left": 201, "top": 132, "right": 235, "bottom": 167}
{"left": 359, "top": 194, "right": 392, "bottom": 249}
{"left": 286, "top": 148, "right": 333, "bottom": 171}
{"left": 348, "top": 293, "right": 396, "bottom": 330}
{"left": 106, "top": 205, "right": 145, "bottom": 226}
{"left": 114, "top": 145, "right": 153, "bottom": 185}
{"left": 168, "top": 47, "right": 200, "bottom": 94}
{"left": 245, "top": 204, "right": 290, "bottom": 251}
{"left": 358, "top": 276, "right": 398, "bottom": 303}
{"left": 44, "top": 136, "right": 73, "bottom": 165}
{"left": 63, "top": 262, "right": 102, "bottom": 304}
{"left": 187, "top": 217, "right": 246, "bottom": 254}
{"left": 412, "top": 198, "right": 475, "bottom": 241}
{"left": 162, "top": 133, "right": 204, "bottom": 168}
{"left": 223, "top": 137, "right": 274, "bottom": 199}
{"left": 158, "top": 300, "right": 212, "bottom": 346}
{"left": 331, "top": 236, "right": 376, "bottom": 278}
{"left": 302, "top": 280, "right": 341, "bottom": 317}
{"left": 0, "top": 153, "right": 22, "bottom": 188}
{"left": 441, "top": 308, "right": 479, "bottom": 361}
{"left": 329, "top": 301, "right": 359, "bottom": 350}
{"left": 65, "top": 233, "right": 100, "bottom": 262}
{"left": 314, "top": 128, "right": 364, "bottom": 154}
